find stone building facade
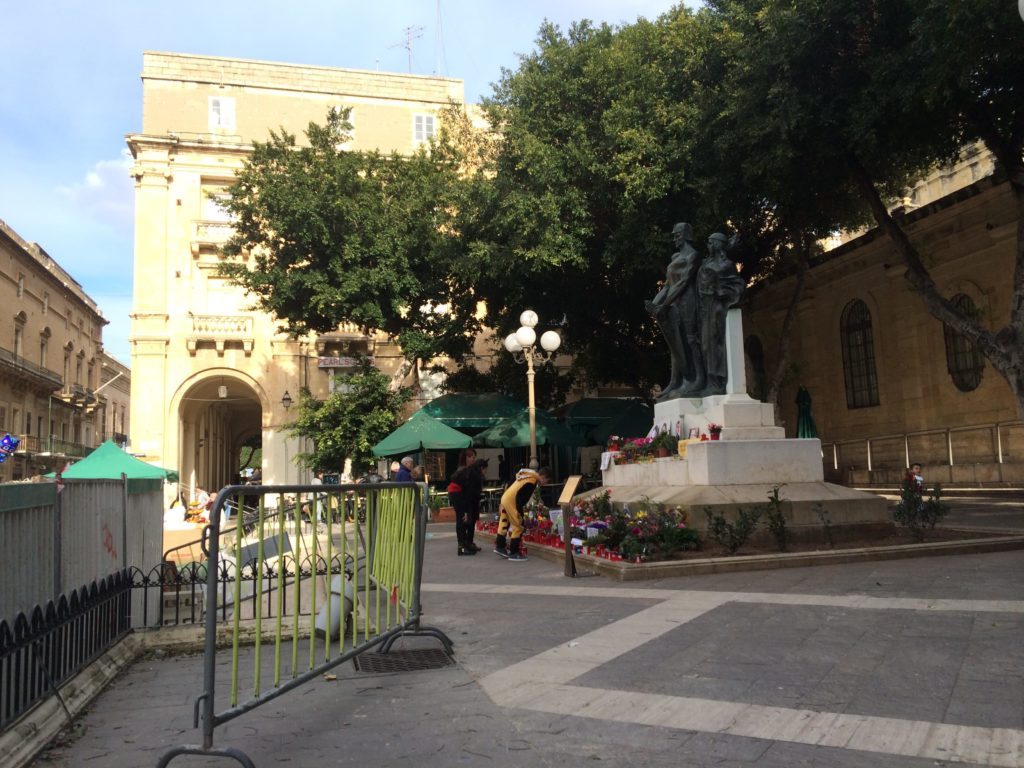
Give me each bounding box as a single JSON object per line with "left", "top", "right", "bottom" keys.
{"left": 744, "top": 150, "right": 1021, "bottom": 487}
{"left": 0, "top": 220, "right": 119, "bottom": 481}
{"left": 126, "top": 52, "right": 467, "bottom": 493}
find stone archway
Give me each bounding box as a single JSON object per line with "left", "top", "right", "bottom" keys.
{"left": 175, "top": 374, "right": 263, "bottom": 496}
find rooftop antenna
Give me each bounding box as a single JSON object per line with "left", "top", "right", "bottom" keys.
{"left": 391, "top": 25, "right": 423, "bottom": 73}
{"left": 435, "top": 0, "right": 447, "bottom": 76}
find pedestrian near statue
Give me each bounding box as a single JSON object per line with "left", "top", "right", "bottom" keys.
{"left": 494, "top": 466, "right": 551, "bottom": 562}
{"left": 904, "top": 462, "right": 924, "bottom": 493}
{"left": 448, "top": 448, "right": 485, "bottom": 556}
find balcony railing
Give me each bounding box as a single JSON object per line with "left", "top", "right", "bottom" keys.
{"left": 13, "top": 435, "right": 94, "bottom": 459}
{"left": 190, "top": 220, "right": 235, "bottom": 256}
{"left": 187, "top": 314, "right": 254, "bottom": 356}
{"left": 0, "top": 348, "right": 63, "bottom": 391}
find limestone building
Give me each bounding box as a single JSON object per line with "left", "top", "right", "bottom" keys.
{"left": 0, "top": 219, "right": 120, "bottom": 481}
{"left": 744, "top": 148, "right": 1022, "bottom": 486}
{"left": 126, "top": 52, "right": 467, "bottom": 493}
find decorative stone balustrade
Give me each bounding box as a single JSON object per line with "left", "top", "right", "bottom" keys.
{"left": 187, "top": 314, "right": 254, "bottom": 356}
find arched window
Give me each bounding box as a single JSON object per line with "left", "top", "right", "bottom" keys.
{"left": 841, "top": 299, "right": 879, "bottom": 408}
{"left": 943, "top": 293, "right": 985, "bottom": 392}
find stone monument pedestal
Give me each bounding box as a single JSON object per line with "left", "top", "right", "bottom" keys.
{"left": 592, "top": 309, "right": 889, "bottom": 542}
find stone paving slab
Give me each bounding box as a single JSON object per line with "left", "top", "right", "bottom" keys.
{"left": 29, "top": 533, "right": 1024, "bottom": 767}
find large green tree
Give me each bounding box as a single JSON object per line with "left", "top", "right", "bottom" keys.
{"left": 453, "top": 16, "right": 709, "bottom": 397}
{"left": 220, "top": 109, "right": 482, "bottom": 388}
{"left": 288, "top": 360, "right": 410, "bottom": 475}
{"left": 698, "top": 0, "right": 1024, "bottom": 412}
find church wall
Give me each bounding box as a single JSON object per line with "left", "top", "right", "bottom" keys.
{"left": 744, "top": 178, "right": 1019, "bottom": 482}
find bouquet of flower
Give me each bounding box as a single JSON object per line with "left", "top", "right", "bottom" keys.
{"left": 707, "top": 423, "right": 722, "bottom": 435}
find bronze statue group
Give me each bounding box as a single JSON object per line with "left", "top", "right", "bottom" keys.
{"left": 645, "top": 224, "right": 745, "bottom": 401}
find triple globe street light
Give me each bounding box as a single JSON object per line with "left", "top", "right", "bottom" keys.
{"left": 504, "top": 310, "right": 561, "bottom": 470}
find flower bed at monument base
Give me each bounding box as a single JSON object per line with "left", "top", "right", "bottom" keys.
{"left": 473, "top": 523, "right": 1024, "bottom": 581}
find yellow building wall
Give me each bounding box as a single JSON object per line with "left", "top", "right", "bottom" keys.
{"left": 127, "top": 52, "right": 466, "bottom": 492}
{"left": 745, "top": 177, "right": 1020, "bottom": 484}
{"left": 0, "top": 220, "right": 107, "bottom": 480}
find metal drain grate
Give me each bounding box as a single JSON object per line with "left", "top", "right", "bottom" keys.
{"left": 353, "top": 648, "right": 454, "bottom": 674}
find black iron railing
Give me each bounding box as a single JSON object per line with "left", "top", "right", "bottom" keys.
{"left": 0, "top": 570, "right": 132, "bottom": 730}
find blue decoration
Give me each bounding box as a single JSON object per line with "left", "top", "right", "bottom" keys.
{"left": 0, "top": 433, "right": 19, "bottom": 463}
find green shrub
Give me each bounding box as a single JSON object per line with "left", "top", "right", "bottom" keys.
{"left": 704, "top": 506, "right": 762, "bottom": 554}
{"left": 814, "top": 503, "right": 835, "bottom": 548}
{"left": 764, "top": 485, "right": 788, "bottom": 552}
{"left": 893, "top": 483, "right": 948, "bottom": 541}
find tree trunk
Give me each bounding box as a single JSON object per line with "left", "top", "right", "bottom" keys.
{"left": 765, "top": 245, "right": 810, "bottom": 413}
{"left": 388, "top": 357, "right": 416, "bottom": 392}
{"left": 848, "top": 150, "right": 1024, "bottom": 416}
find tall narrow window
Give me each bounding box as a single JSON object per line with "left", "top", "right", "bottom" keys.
{"left": 17, "top": 274, "right": 24, "bottom": 298}
{"left": 14, "top": 326, "right": 23, "bottom": 358}
{"left": 943, "top": 294, "right": 985, "bottom": 392}
{"left": 209, "top": 96, "right": 236, "bottom": 132}
{"left": 841, "top": 299, "right": 880, "bottom": 408}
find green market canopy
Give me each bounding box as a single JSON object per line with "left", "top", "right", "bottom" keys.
{"left": 420, "top": 392, "right": 525, "bottom": 432}
{"left": 372, "top": 410, "right": 473, "bottom": 457}
{"left": 473, "top": 410, "right": 587, "bottom": 449}
{"left": 587, "top": 400, "right": 654, "bottom": 445}
{"left": 48, "top": 440, "right": 179, "bottom": 481}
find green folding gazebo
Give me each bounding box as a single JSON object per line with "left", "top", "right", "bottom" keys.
{"left": 472, "top": 410, "right": 586, "bottom": 449}
{"left": 372, "top": 410, "right": 473, "bottom": 457}
{"left": 47, "top": 439, "right": 179, "bottom": 481}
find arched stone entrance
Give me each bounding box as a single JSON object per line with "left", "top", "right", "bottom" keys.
{"left": 174, "top": 372, "right": 264, "bottom": 496}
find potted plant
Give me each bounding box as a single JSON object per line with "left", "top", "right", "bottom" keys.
{"left": 707, "top": 423, "right": 723, "bottom": 441}
{"left": 607, "top": 435, "right": 623, "bottom": 452}
{"left": 651, "top": 431, "right": 678, "bottom": 457}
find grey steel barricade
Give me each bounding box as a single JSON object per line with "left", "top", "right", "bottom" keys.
{"left": 157, "top": 482, "right": 452, "bottom": 768}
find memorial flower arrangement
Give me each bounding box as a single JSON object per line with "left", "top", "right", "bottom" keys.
{"left": 707, "top": 422, "right": 723, "bottom": 438}
{"left": 613, "top": 437, "right": 655, "bottom": 464}
{"left": 650, "top": 431, "right": 678, "bottom": 454}
{"left": 588, "top": 498, "right": 701, "bottom": 562}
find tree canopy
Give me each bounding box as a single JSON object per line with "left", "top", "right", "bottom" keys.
{"left": 220, "top": 109, "right": 483, "bottom": 381}
{"left": 288, "top": 359, "right": 410, "bottom": 476}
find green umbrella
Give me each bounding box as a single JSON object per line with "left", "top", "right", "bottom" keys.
{"left": 473, "top": 410, "right": 587, "bottom": 449}
{"left": 46, "top": 439, "right": 179, "bottom": 481}
{"left": 796, "top": 386, "right": 819, "bottom": 439}
{"left": 372, "top": 410, "right": 472, "bottom": 457}
{"left": 420, "top": 392, "right": 525, "bottom": 430}
{"left": 587, "top": 400, "right": 654, "bottom": 445}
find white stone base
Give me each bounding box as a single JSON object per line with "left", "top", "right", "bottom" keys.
{"left": 653, "top": 394, "right": 778, "bottom": 440}
{"left": 603, "top": 438, "right": 824, "bottom": 487}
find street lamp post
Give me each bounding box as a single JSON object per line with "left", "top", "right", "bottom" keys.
{"left": 281, "top": 390, "right": 293, "bottom": 484}
{"left": 504, "top": 310, "right": 561, "bottom": 470}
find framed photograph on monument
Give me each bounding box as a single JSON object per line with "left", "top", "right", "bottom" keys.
{"left": 688, "top": 427, "right": 700, "bottom": 439}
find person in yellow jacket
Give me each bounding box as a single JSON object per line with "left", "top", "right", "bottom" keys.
{"left": 494, "top": 466, "right": 551, "bottom": 561}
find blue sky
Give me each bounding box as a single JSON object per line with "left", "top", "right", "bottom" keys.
{"left": 1, "top": 1, "right": 680, "bottom": 365}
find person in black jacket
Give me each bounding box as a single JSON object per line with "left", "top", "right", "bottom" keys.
{"left": 448, "top": 449, "right": 485, "bottom": 556}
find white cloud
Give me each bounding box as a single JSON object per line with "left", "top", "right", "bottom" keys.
{"left": 57, "top": 150, "right": 133, "bottom": 230}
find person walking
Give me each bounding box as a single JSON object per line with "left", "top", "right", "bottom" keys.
{"left": 395, "top": 456, "right": 414, "bottom": 482}
{"left": 448, "top": 449, "right": 484, "bottom": 556}
{"left": 494, "top": 466, "right": 550, "bottom": 562}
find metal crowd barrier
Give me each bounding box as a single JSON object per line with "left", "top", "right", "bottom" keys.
{"left": 157, "top": 482, "right": 452, "bottom": 768}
